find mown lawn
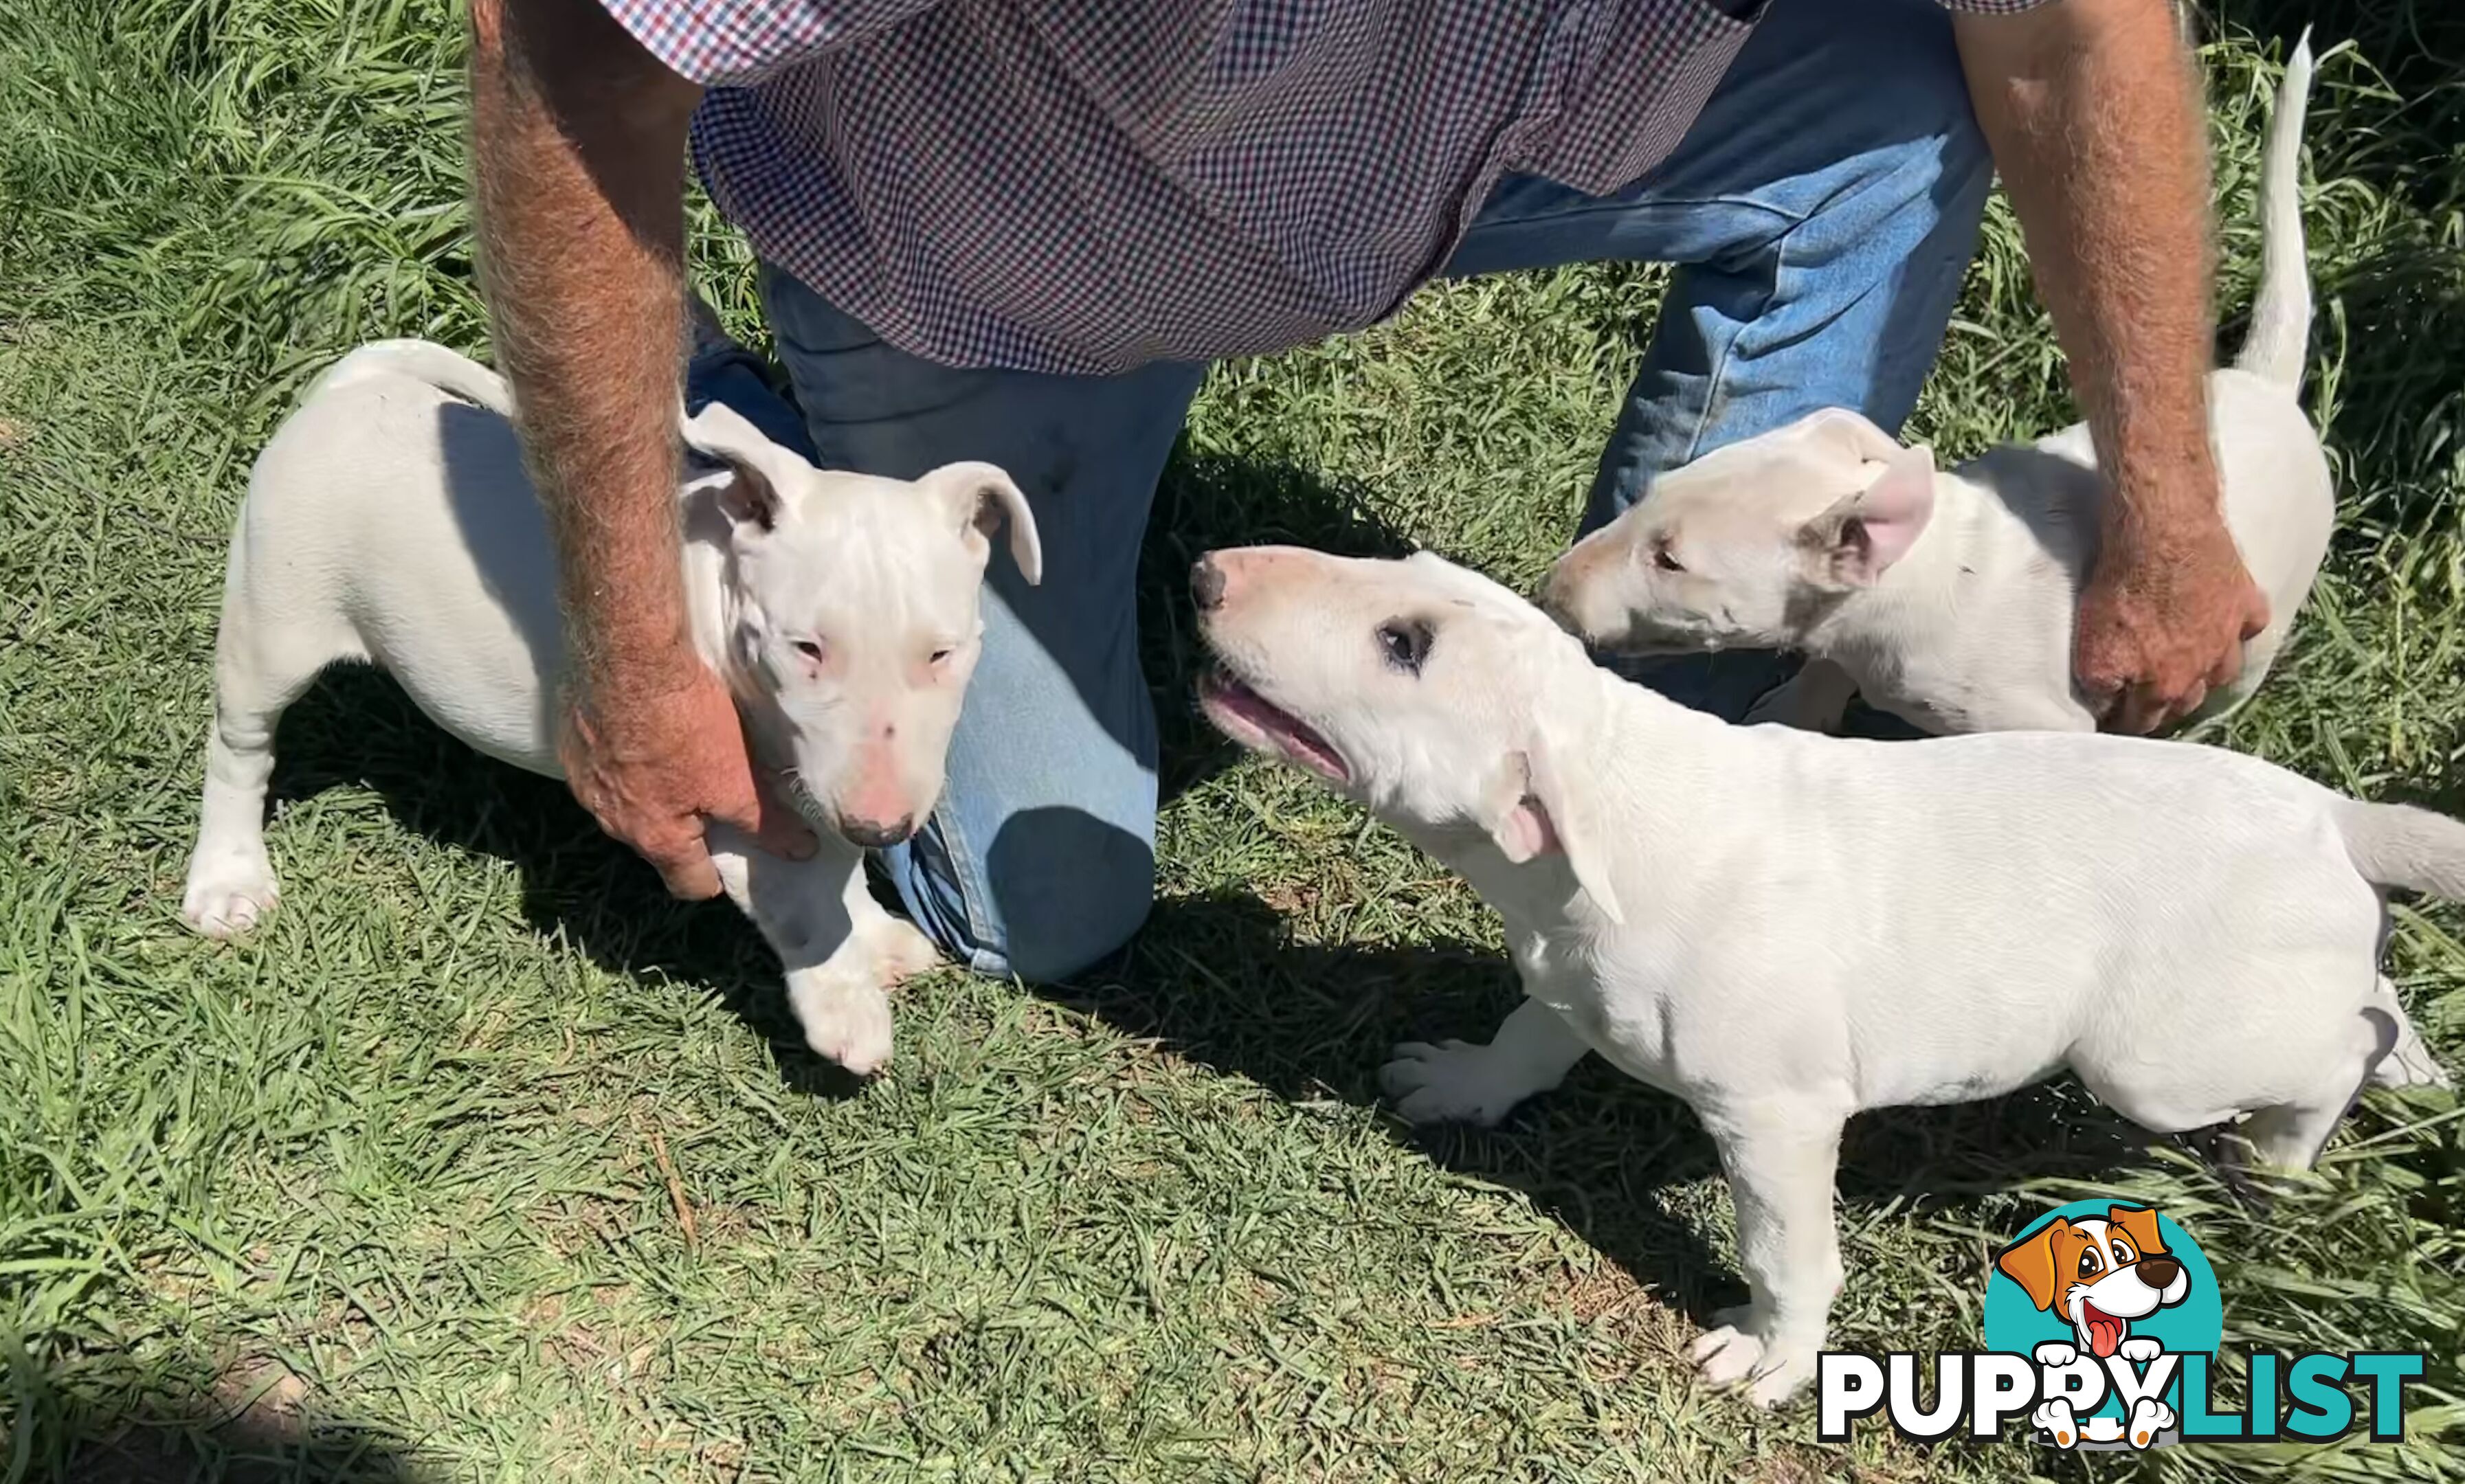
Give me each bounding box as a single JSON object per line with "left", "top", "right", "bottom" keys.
{"left": 3, "top": 1, "right": 2462, "bottom": 1479}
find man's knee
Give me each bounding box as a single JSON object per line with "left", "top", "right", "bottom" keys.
{"left": 976, "top": 806, "right": 1156, "bottom": 982}
{"left": 887, "top": 801, "right": 1156, "bottom": 984}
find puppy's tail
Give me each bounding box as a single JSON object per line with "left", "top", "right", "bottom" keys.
{"left": 2232, "top": 30, "right": 2316, "bottom": 389}
{"left": 305, "top": 339, "right": 513, "bottom": 412}
{"left": 2335, "top": 796, "right": 2465, "bottom": 901}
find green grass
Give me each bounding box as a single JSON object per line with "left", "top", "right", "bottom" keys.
{"left": 3, "top": 0, "right": 2463, "bottom": 1479}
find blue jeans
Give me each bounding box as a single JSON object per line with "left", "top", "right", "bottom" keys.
{"left": 685, "top": 0, "right": 1991, "bottom": 982}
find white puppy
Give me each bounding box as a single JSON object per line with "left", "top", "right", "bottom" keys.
{"left": 1545, "top": 39, "right": 2327, "bottom": 737}
{"left": 1192, "top": 542, "right": 2453, "bottom": 1408}
{"left": 181, "top": 340, "right": 1041, "bottom": 1074}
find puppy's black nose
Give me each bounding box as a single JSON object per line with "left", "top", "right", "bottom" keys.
{"left": 2134, "top": 1255, "right": 2181, "bottom": 1290}
{"left": 842, "top": 817, "right": 915, "bottom": 849}
{"left": 1191, "top": 554, "right": 1227, "bottom": 612}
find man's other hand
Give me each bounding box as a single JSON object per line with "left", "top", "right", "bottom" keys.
{"left": 2075, "top": 501, "right": 2268, "bottom": 734}
{"left": 559, "top": 657, "right": 814, "bottom": 899}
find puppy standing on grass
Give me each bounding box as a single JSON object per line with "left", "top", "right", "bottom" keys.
{"left": 1192, "top": 543, "right": 2453, "bottom": 1408}
{"left": 1546, "top": 38, "right": 2327, "bottom": 738}
{"left": 181, "top": 339, "right": 1041, "bottom": 1074}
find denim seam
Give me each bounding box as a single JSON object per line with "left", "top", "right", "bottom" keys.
{"left": 927, "top": 789, "right": 1006, "bottom": 978}
{"left": 1677, "top": 227, "right": 1788, "bottom": 466}
{"left": 1676, "top": 144, "right": 1959, "bottom": 462}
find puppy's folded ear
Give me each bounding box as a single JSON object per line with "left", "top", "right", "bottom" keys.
{"left": 680, "top": 399, "right": 792, "bottom": 532}
{"left": 1484, "top": 753, "right": 1556, "bottom": 862}
{"left": 1482, "top": 731, "right": 1624, "bottom": 925}
{"left": 1793, "top": 407, "right": 1908, "bottom": 468}
{"left": 923, "top": 461, "right": 1043, "bottom": 585}
{"left": 1994, "top": 1218, "right": 2072, "bottom": 1312}
{"left": 695, "top": 466, "right": 779, "bottom": 535}
{"left": 1798, "top": 444, "right": 1935, "bottom": 588}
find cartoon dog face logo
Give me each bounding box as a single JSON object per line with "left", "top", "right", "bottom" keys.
{"left": 1994, "top": 1205, "right": 2190, "bottom": 1360}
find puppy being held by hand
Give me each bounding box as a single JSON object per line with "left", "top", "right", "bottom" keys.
{"left": 1192, "top": 541, "right": 2452, "bottom": 1409}
{"left": 182, "top": 339, "right": 1040, "bottom": 1075}
{"left": 1544, "top": 39, "right": 2328, "bottom": 739}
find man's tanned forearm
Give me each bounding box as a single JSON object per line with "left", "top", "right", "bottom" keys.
{"left": 469, "top": 0, "right": 704, "bottom": 688}
{"left": 1954, "top": 1, "right": 2220, "bottom": 548}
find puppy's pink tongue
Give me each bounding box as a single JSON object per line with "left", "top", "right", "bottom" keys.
{"left": 2085, "top": 1308, "right": 2123, "bottom": 1358}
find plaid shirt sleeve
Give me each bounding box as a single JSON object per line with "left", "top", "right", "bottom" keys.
{"left": 599, "top": 0, "right": 946, "bottom": 86}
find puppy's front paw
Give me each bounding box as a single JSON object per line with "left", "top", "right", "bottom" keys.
{"left": 1379, "top": 1039, "right": 1528, "bottom": 1127}
{"left": 1744, "top": 1342, "right": 1820, "bottom": 1409}
{"left": 868, "top": 917, "right": 941, "bottom": 984}
{"left": 1688, "top": 1305, "right": 1767, "bottom": 1385}
{"left": 2128, "top": 1397, "right": 2176, "bottom": 1448}
{"left": 2033, "top": 1340, "right": 2079, "bottom": 1368}
{"left": 182, "top": 851, "right": 280, "bottom": 938}
{"left": 788, "top": 972, "right": 895, "bottom": 1077}
{"left": 1689, "top": 1322, "right": 1765, "bottom": 1389}
{"left": 2117, "top": 1336, "right": 2162, "bottom": 1365}
{"left": 2032, "top": 1399, "right": 2080, "bottom": 1449}
{"left": 1688, "top": 1307, "right": 1817, "bottom": 1408}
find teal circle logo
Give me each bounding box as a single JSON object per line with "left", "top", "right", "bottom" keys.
{"left": 1983, "top": 1202, "right": 2223, "bottom": 1446}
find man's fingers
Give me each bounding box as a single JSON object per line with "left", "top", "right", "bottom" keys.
{"left": 2167, "top": 680, "right": 2209, "bottom": 728}
{"left": 702, "top": 763, "right": 820, "bottom": 862}
{"left": 2110, "top": 683, "right": 2171, "bottom": 737}
{"left": 2074, "top": 637, "right": 2121, "bottom": 709}
{"left": 2112, "top": 671, "right": 2213, "bottom": 736}
{"left": 658, "top": 857, "right": 725, "bottom": 900}
{"left": 749, "top": 775, "right": 820, "bottom": 860}
{"left": 649, "top": 835, "right": 726, "bottom": 900}
{"left": 2075, "top": 651, "right": 2128, "bottom": 724}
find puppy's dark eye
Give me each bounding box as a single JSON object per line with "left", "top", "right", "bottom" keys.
{"left": 1376, "top": 618, "right": 1432, "bottom": 674}
{"left": 2111, "top": 1241, "right": 2134, "bottom": 1267}
{"left": 2077, "top": 1248, "right": 2103, "bottom": 1278}
{"left": 793, "top": 639, "right": 826, "bottom": 664}
{"left": 1652, "top": 542, "right": 1686, "bottom": 574}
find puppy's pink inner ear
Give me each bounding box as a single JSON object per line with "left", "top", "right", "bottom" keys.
{"left": 1809, "top": 447, "right": 1934, "bottom": 585}
{"left": 1493, "top": 796, "right": 1563, "bottom": 863}
{"left": 1851, "top": 449, "right": 1934, "bottom": 570}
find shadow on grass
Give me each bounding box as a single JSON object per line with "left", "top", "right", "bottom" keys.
{"left": 32, "top": 1362, "right": 431, "bottom": 1483}
{"left": 260, "top": 444, "right": 2156, "bottom": 1325}
{"left": 1064, "top": 886, "right": 2159, "bottom": 1324}
{"left": 263, "top": 667, "right": 832, "bottom": 1073}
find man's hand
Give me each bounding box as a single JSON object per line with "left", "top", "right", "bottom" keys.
{"left": 472, "top": 0, "right": 816, "bottom": 890}
{"left": 1954, "top": 0, "right": 2262, "bottom": 732}
{"left": 561, "top": 659, "right": 815, "bottom": 899}
{"left": 2076, "top": 510, "right": 2268, "bottom": 733}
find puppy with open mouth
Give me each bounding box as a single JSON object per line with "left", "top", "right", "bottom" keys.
{"left": 1190, "top": 542, "right": 2453, "bottom": 1408}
